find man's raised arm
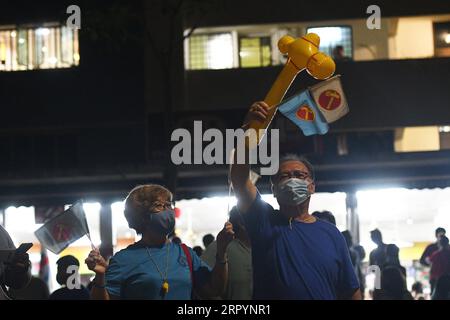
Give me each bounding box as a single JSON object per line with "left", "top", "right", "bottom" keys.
{"left": 231, "top": 101, "right": 269, "bottom": 213}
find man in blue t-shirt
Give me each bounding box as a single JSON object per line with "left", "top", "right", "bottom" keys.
{"left": 230, "top": 101, "right": 361, "bottom": 300}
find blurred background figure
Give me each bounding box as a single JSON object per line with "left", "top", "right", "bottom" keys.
{"left": 8, "top": 276, "right": 49, "bottom": 300}
{"left": 429, "top": 235, "right": 450, "bottom": 294}
{"left": 38, "top": 247, "right": 50, "bottom": 291}
{"left": 332, "top": 45, "right": 351, "bottom": 61}
{"left": 369, "top": 229, "right": 388, "bottom": 268}
{"left": 193, "top": 246, "right": 203, "bottom": 257}
{"left": 373, "top": 266, "right": 413, "bottom": 300}
{"left": 202, "top": 234, "right": 215, "bottom": 250}
{"left": 431, "top": 274, "right": 450, "bottom": 300}
{"left": 49, "top": 255, "right": 90, "bottom": 300}
{"left": 201, "top": 207, "right": 252, "bottom": 300}
{"left": 342, "top": 230, "right": 365, "bottom": 298}
{"left": 311, "top": 210, "right": 336, "bottom": 225}
{"left": 383, "top": 244, "right": 406, "bottom": 277}
{"left": 420, "top": 227, "right": 446, "bottom": 267}
{"left": 411, "top": 281, "right": 425, "bottom": 300}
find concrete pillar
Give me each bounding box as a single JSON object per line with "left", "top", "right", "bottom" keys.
{"left": 346, "top": 191, "right": 360, "bottom": 244}
{"left": 99, "top": 202, "right": 113, "bottom": 260}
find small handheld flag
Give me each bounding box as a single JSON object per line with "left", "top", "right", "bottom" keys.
{"left": 278, "top": 90, "right": 329, "bottom": 136}
{"left": 277, "top": 75, "right": 349, "bottom": 135}
{"left": 34, "top": 201, "right": 92, "bottom": 254}
{"left": 310, "top": 75, "right": 349, "bottom": 123}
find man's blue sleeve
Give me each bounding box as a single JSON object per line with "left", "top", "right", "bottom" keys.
{"left": 337, "top": 234, "right": 360, "bottom": 298}
{"left": 241, "top": 191, "right": 273, "bottom": 241}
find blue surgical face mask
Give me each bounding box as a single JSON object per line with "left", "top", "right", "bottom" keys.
{"left": 274, "top": 178, "right": 311, "bottom": 206}
{"left": 145, "top": 209, "right": 175, "bottom": 236}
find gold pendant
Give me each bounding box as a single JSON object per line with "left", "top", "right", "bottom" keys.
{"left": 161, "top": 281, "right": 169, "bottom": 295}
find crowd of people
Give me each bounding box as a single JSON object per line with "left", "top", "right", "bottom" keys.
{"left": 1, "top": 101, "right": 450, "bottom": 300}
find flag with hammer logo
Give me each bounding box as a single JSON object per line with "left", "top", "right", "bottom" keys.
{"left": 34, "top": 201, "right": 90, "bottom": 254}
{"left": 310, "top": 75, "right": 349, "bottom": 123}
{"left": 278, "top": 90, "right": 329, "bottom": 136}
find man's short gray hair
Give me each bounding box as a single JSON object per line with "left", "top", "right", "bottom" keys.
{"left": 272, "top": 153, "right": 315, "bottom": 181}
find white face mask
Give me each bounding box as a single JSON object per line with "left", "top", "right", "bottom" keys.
{"left": 274, "top": 178, "right": 311, "bottom": 206}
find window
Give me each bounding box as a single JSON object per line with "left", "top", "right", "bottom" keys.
{"left": 306, "top": 26, "right": 353, "bottom": 60}
{"left": 239, "top": 36, "right": 272, "bottom": 68}
{"left": 393, "top": 126, "right": 450, "bottom": 153}
{"left": 188, "top": 33, "right": 235, "bottom": 70}
{"left": 0, "top": 24, "right": 79, "bottom": 71}
{"left": 433, "top": 21, "right": 450, "bottom": 57}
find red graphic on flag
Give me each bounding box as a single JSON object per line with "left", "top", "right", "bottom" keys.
{"left": 296, "top": 105, "right": 315, "bottom": 121}
{"left": 318, "top": 90, "right": 341, "bottom": 111}
{"left": 52, "top": 223, "right": 71, "bottom": 242}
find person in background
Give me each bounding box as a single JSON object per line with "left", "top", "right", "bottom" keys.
{"left": 85, "top": 184, "right": 234, "bottom": 300}
{"left": 411, "top": 281, "right": 425, "bottom": 300}
{"left": 0, "top": 225, "right": 32, "bottom": 300}
{"left": 8, "top": 276, "right": 49, "bottom": 300}
{"left": 353, "top": 242, "right": 366, "bottom": 298}
{"left": 193, "top": 246, "right": 203, "bottom": 257}
{"left": 420, "top": 227, "right": 446, "bottom": 267}
{"left": 373, "top": 266, "right": 413, "bottom": 300}
{"left": 369, "top": 229, "right": 388, "bottom": 268}
{"left": 201, "top": 207, "right": 252, "bottom": 300}
{"left": 203, "top": 234, "right": 215, "bottom": 250}
{"left": 311, "top": 210, "right": 336, "bottom": 226}
{"left": 49, "top": 255, "right": 90, "bottom": 300}
{"left": 431, "top": 274, "right": 450, "bottom": 300}
{"left": 342, "top": 230, "right": 365, "bottom": 298}
{"left": 429, "top": 235, "right": 450, "bottom": 294}
{"left": 332, "top": 45, "right": 351, "bottom": 61}
{"left": 354, "top": 244, "right": 366, "bottom": 264}
{"left": 383, "top": 244, "right": 406, "bottom": 278}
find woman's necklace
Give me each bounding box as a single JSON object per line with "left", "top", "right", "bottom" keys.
{"left": 145, "top": 243, "right": 171, "bottom": 298}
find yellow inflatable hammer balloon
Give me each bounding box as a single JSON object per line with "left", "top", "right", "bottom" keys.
{"left": 247, "top": 33, "right": 335, "bottom": 148}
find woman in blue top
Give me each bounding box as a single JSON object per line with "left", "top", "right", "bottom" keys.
{"left": 85, "top": 184, "right": 234, "bottom": 300}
